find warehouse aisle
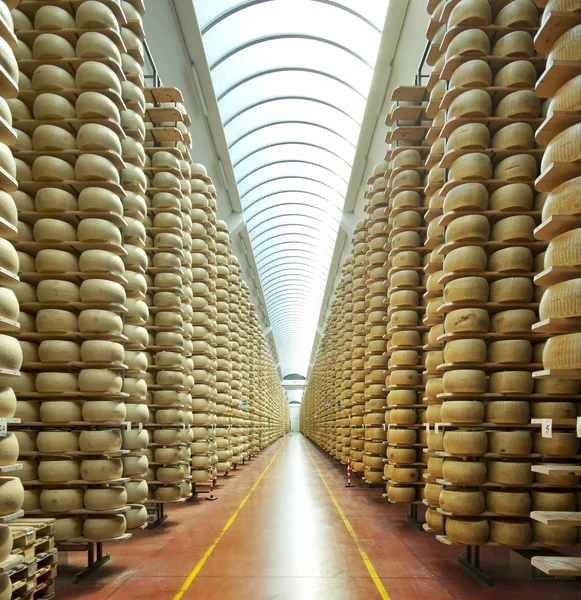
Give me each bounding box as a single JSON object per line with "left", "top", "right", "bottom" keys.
{"left": 57, "top": 436, "right": 581, "bottom": 600}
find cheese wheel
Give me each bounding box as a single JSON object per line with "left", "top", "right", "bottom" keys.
{"left": 488, "top": 430, "right": 532, "bottom": 455}
{"left": 78, "top": 250, "right": 124, "bottom": 275}
{"left": 542, "top": 333, "right": 581, "bottom": 370}
{"left": 32, "top": 156, "right": 75, "bottom": 182}
{"left": 32, "top": 33, "right": 75, "bottom": 59}
{"left": 532, "top": 490, "right": 576, "bottom": 512}
{"left": 37, "top": 459, "right": 80, "bottom": 483}
{"left": 449, "top": 59, "right": 492, "bottom": 88}
{"left": 38, "top": 340, "right": 80, "bottom": 363}
{"left": 83, "top": 515, "right": 126, "bottom": 540}
{"left": 76, "top": 32, "right": 121, "bottom": 65}
{"left": 79, "top": 369, "right": 122, "bottom": 393}
{"left": 441, "top": 401, "right": 484, "bottom": 424}
{"left": 80, "top": 458, "right": 123, "bottom": 482}
{"left": 488, "top": 461, "right": 533, "bottom": 486}
{"left": 532, "top": 521, "right": 578, "bottom": 546}
{"left": 33, "top": 249, "right": 79, "bottom": 273}
{"left": 31, "top": 64, "right": 75, "bottom": 91}
{"left": 491, "top": 215, "right": 536, "bottom": 243}
{"left": 75, "top": 154, "right": 119, "bottom": 183}
{"left": 77, "top": 218, "right": 122, "bottom": 243}
{"left": 488, "top": 247, "right": 533, "bottom": 272}
{"left": 84, "top": 487, "right": 127, "bottom": 512}
{"left": 494, "top": 154, "right": 537, "bottom": 181}
{"left": 32, "top": 124, "right": 76, "bottom": 152}
{"left": 75, "top": 61, "right": 122, "bottom": 94}
{"left": 446, "top": 517, "right": 489, "bottom": 544}
{"left": 79, "top": 279, "right": 125, "bottom": 304}
{"left": 440, "top": 489, "right": 485, "bottom": 515}
{"left": 442, "top": 369, "right": 487, "bottom": 393}
{"left": 78, "top": 309, "right": 123, "bottom": 334}
{"left": 443, "top": 246, "right": 487, "bottom": 273}
{"left": 445, "top": 215, "right": 490, "bottom": 242}
{"left": 495, "top": 0, "right": 538, "bottom": 27}
{"left": 489, "top": 183, "right": 533, "bottom": 211}
{"left": 492, "top": 123, "right": 535, "bottom": 151}
{"left": 445, "top": 29, "right": 491, "bottom": 59}
{"left": 494, "top": 60, "right": 538, "bottom": 89}
{"left": 448, "top": 124, "right": 491, "bottom": 153}
{"left": 442, "top": 459, "right": 487, "bottom": 485}
{"left": 444, "top": 338, "right": 487, "bottom": 363}
{"left": 0, "top": 478, "right": 24, "bottom": 516}
{"left": 39, "top": 488, "right": 84, "bottom": 512}
{"left": 448, "top": 89, "right": 492, "bottom": 119}
{"left": 34, "top": 5, "right": 75, "bottom": 30}
{"left": 492, "top": 31, "right": 535, "bottom": 57}
{"left": 488, "top": 277, "right": 533, "bottom": 303}
{"left": 443, "top": 277, "right": 489, "bottom": 303}
{"left": 76, "top": 1, "right": 119, "bottom": 30}
{"left": 489, "top": 371, "right": 533, "bottom": 394}
{"left": 448, "top": 0, "right": 491, "bottom": 25}
{"left": 444, "top": 308, "right": 489, "bottom": 333}
{"left": 76, "top": 123, "right": 122, "bottom": 155}
{"left": 39, "top": 401, "right": 81, "bottom": 423}
{"left": 485, "top": 400, "right": 530, "bottom": 424}
{"left": 33, "top": 93, "right": 75, "bottom": 121}
{"left": 495, "top": 90, "right": 540, "bottom": 118}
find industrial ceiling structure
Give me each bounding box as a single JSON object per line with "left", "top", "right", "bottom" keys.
{"left": 192, "top": 0, "right": 390, "bottom": 377}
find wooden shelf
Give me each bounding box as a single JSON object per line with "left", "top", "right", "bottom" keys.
{"left": 439, "top": 209, "right": 541, "bottom": 228}
{"left": 537, "top": 60, "right": 581, "bottom": 99}
{"left": 14, "top": 149, "right": 125, "bottom": 169}
{"left": 532, "top": 465, "right": 581, "bottom": 476}
{"left": 18, "top": 179, "right": 126, "bottom": 198}
{"left": 534, "top": 266, "right": 581, "bottom": 287}
{"left": 531, "top": 556, "right": 581, "bottom": 576}
{"left": 531, "top": 511, "right": 581, "bottom": 526}
{"left": 14, "top": 240, "right": 126, "bottom": 257}
{"left": 533, "top": 368, "right": 581, "bottom": 379}
{"left": 437, "top": 331, "right": 546, "bottom": 343}
{"left": 0, "top": 64, "right": 17, "bottom": 99}
{"left": 385, "top": 105, "right": 424, "bottom": 126}
{"left": 536, "top": 161, "right": 581, "bottom": 192}
{"left": 535, "top": 111, "right": 581, "bottom": 146}
{"left": 532, "top": 317, "right": 581, "bottom": 335}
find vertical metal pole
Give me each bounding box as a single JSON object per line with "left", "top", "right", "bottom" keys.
{"left": 345, "top": 457, "right": 355, "bottom": 487}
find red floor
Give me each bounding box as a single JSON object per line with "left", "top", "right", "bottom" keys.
{"left": 56, "top": 435, "right": 580, "bottom": 600}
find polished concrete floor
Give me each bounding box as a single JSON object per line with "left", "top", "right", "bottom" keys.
{"left": 56, "top": 435, "right": 580, "bottom": 599}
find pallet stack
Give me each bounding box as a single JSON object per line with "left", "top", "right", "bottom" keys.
{"left": 9, "top": 0, "right": 146, "bottom": 549}
{"left": 6, "top": 517, "right": 57, "bottom": 599}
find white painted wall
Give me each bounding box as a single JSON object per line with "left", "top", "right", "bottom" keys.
{"left": 289, "top": 404, "right": 301, "bottom": 432}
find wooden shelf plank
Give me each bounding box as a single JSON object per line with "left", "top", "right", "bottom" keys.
{"left": 531, "top": 556, "right": 581, "bottom": 576}
{"left": 531, "top": 511, "right": 581, "bottom": 526}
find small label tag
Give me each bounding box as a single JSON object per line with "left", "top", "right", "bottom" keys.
{"left": 0, "top": 419, "right": 7, "bottom": 437}
{"left": 124, "top": 421, "right": 131, "bottom": 431}
{"left": 577, "top": 417, "right": 581, "bottom": 438}
{"left": 435, "top": 423, "right": 442, "bottom": 433}
{"left": 425, "top": 423, "right": 430, "bottom": 432}
{"left": 138, "top": 423, "right": 143, "bottom": 432}
{"left": 532, "top": 418, "right": 552, "bottom": 438}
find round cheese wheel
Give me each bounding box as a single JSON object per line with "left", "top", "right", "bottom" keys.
{"left": 76, "top": 1, "right": 119, "bottom": 29}
{"left": 495, "top": 90, "right": 540, "bottom": 118}
{"left": 39, "top": 488, "right": 84, "bottom": 513}
{"left": 76, "top": 123, "right": 122, "bottom": 155}
{"left": 78, "top": 309, "right": 123, "bottom": 334}
{"left": 495, "top": 0, "right": 538, "bottom": 27}
{"left": 83, "top": 515, "right": 126, "bottom": 540}
{"left": 449, "top": 58, "right": 492, "bottom": 88}
{"left": 37, "top": 459, "right": 80, "bottom": 483}
{"left": 492, "top": 123, "right": 535, "bottom": 151}
{"left": 32, "top": 156, "right": 75, "bottom": 182}
{"left": 75, "top": 154, "right": 119, "bottom": 183}
{"left": 488, "top": 247, "right": 533, "bottom": 273}
{"left": 34, "top": 5, "right": 75, "bottom": 30}
{"left": 33, "top": 218, "right": 77, "bottom": 242}
{"left": 38, "top": 340, "right": 80, "bottom": 364}
{"left": 442, "top": 369, "right": 487, "bottom": 394}
{"left": 449, "top": 89, "right": 492, "bottom": 119}
{"left": 79, "top": 369, "right": 122, "bottom": 393}
{"left": 80, "top": 458, "right": 123, "bottom": 482}
{"left": 493, "top": 59, "right": 538, "bottom": 88}
{"left": 494, "top": 154, "right": 537, "bottom": 181}
{"left": 32, "top": 124, "right": 76, "bottom": 151}
{"left": 532, "top": 521, "right": 577, "bottom": 546}
{"left": 31, "top": 64, "right": 75, "bottom": 91}
{"left": 32, "top": 33, "right": 75, "bottom": 59}
{"left": 492, "top": 31, "right": 535, "bottom": 57}
{"left": 39, "top": 401, "right": 82, "bottom": 423}
{"left": 34, "top": 188, "right": 78, "bottom": 213}
{"left": 75, "top": 61, "right": 121, "bottom": 95}
{"left": 488, "top": 277, "right": 533, "bottom": 303}
{"left": 489, "top": 183, "right": 533, "bottom": 211}
{"left": 33, "top": 93, "right": 74, "bottom": 120}
{"left": 35, "top": 249, "right": 78, "bottom": 274}
{"left": 76, "top": 32, "right": 121, "bottom": 64}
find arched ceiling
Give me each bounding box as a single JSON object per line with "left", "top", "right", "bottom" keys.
{"left": 193, "top": 0, "right": 389, "bottom": 376}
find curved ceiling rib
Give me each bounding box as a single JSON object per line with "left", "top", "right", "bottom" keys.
{"left": 194, "top": 0, "right": 389, "bottom": 376}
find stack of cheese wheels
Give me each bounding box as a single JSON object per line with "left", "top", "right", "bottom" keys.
{"left": 338, "top": 237, "right": 357, "bottom": 466}
{"left": 349, "top": 220, "right": 370, "bottom": 474}
{"left": 213, "top": 220, "right": 234, "bottom": 471}
{"left": 228, "top": 258, "right": 249, "bottom": 464}
{"left": 116, "top": 2, "right": 149, "bottom": 530}
{"left": 361, "top": 175, "right": 389, "bottom": 486}
{"left": 340, "top": 257, "right": 356, "bottom": 466}
{"left": 383, "top": 99, "right": 435, "bottom": 506}
{"left": 187, "top": 175, "right": 217, "bottom": 488}
{"left": 7, "top": 0, "right": 151, "bottom": 544}
{"left": 528, "top": 1, "right": 581, "bottom": 544}
{"left": 0, "top": 0, "right": 25, "bottom": 525}
{"left": 422, "top": 0, "right": 547, "bottom": 548}
{"left": 141, "top": 90, "right": 193, "bottom": 505}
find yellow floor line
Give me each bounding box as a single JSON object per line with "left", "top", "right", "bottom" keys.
{"left": 303, "top": 441, "right": 391, "bottom": 600}
{"left": 172, "top": 438, "right": 287, "bottom": 600}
